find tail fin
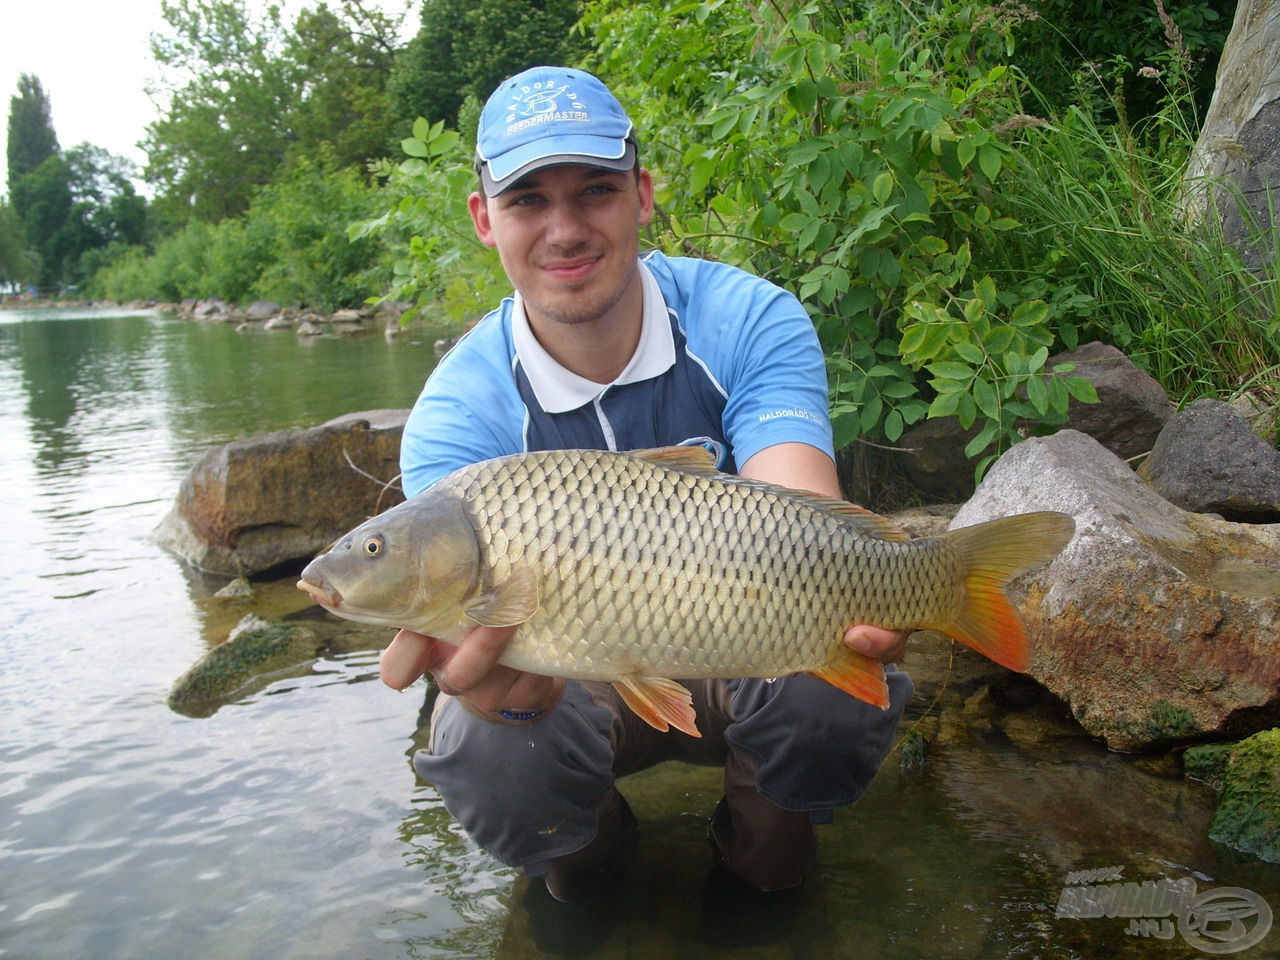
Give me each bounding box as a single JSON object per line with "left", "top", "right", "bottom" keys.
{"left": 935, "top": 511, "right": 1075, "bottom": 671}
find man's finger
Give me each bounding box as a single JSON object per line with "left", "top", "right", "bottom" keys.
{"left": 380, "top": 630, "right": 447, "bottom": 690}
{"left": 438, "top": 624, "right": 518, "bottom": 692}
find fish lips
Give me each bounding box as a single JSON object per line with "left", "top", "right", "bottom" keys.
{"left": 296, "top": 573, "right": 342, "bottom": 609}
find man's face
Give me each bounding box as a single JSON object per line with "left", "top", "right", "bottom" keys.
{"left": 468, "top": 163, "right": 655, "bottom": 329}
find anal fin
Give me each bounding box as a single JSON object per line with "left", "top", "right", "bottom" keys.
{"left": 612, "top": 675, "right": 701, "bottom": 738}
{"left": 812, "top": 646, "right": 890, "bottom": 709}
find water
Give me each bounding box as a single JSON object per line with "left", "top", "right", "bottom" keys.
{"left": 1, "top": 305, "right": 1277, "bottom": 960}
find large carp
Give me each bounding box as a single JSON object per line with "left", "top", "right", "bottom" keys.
{"left": 297, "top": 446, "right": 1074, "bottom": 737}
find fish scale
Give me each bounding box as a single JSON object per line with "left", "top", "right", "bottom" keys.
{"left": 298, "top": 445, "right": 1074, "bottom": 736}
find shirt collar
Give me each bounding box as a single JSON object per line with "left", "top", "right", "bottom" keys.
{"left": 511, "top": 260, "right": 676, "bottom": 413}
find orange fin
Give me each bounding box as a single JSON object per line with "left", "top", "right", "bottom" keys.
{"left": 933, "top": 511, "right": 1075, "bottom": 671}
{"left": 465, "top": 565, "right": 539, "bottom": 627}
{"left": 812, "top": 646, "right": 890, "bottom": 708}
{"left": 612, "top": 675, "right": 701, "bottom": 738}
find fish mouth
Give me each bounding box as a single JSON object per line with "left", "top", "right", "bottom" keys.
{"left": 297, "top": 574, "right": 341, "bottom": 608}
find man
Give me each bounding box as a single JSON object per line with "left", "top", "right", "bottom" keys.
{"left": 381, "top": 65, "right": 913, "bottom": 902}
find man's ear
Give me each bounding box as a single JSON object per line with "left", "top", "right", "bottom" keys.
{"left": 637, "top": 168, "right": 655, "bottom": 229}
{"left": 468, "top": 192, "right": 497, "bottom": 248}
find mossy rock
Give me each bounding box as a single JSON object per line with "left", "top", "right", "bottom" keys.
{"left": 168, "top": 613, "right": 321, "bottom": 716}
{"left": 1183, "top": 742, "right": 1234, "bottom": 792}
{"left": 1208, "top": 729, "right": 1280, "bottom": 863}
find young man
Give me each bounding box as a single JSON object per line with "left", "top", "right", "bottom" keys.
{"left": 381, "top": 66, "right": 913, "bottom": 901}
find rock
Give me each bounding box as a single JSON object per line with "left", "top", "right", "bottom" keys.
{"left": 296, "top": 320, "right": 324, "bottom": 337}
{"left": 952, "top": 430, "right": 1280, "bottom": 752}
{"left": 153, "top": 410, "right": 408, "bottom": 576}
{"left": 1207, "top": 729, "right": 1280, "bottom": 863}
{"left": 1045, "top": 341, "right": 1173, "bottom": 460}
{"left": 244, "top": 300, "right": 280, "bottom": 320}
{"left": 169, "top": 616, "right": 317, "bottom": 711}
{"left": 264, "top": 315, "right": 294, "bottom": 330}
{"left": 213, "top": 576, "right": 254, "bottom": 601}
{"left": 1138, "top": 398, "right": 1280, "bottom": 522}
{"left": 330, "top": 308, "right": 364, "bottom": 323}
{"left": 899, "top": 343, "right": 1172, "bottom": 501}
{"left": 167, "top": 614, "right": 321, "bottom": 716}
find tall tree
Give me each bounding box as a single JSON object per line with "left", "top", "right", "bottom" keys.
{"left": 145, "top": 0, "right": 298, "bottom": 223}
{"left": 145, "top": 0, "right": 408, "bottom": 224}
{"left": 6, "top": 74, "right": 60, "bottom": 199}
{"left": 388, "top": 0, "right": 586, "bottom": 133}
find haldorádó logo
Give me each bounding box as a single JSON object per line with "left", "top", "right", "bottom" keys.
{"left": 1055, "top": 866, "right": 1272, "bottom": 954}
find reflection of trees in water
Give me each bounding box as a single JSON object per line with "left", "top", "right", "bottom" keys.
{"left": 4, "top": 313, "right": 156, "bottom": 476}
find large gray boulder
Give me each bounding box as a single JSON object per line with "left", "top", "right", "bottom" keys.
{"left": 952, "top": 430, "right": 1280, "bottom": 752}
{"left": 1139, "top": 398, "right": 1280, "bottom": 522}
{"left": 154, "top": 410, "right": 408, "bottom": 575}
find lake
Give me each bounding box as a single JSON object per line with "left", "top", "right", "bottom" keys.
{"left": 2, "top": 305, "right": 1277, "bottom": 960}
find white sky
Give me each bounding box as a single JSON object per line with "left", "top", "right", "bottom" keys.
{"left": 2, "top": 0, "right": 416, "bottom": 197}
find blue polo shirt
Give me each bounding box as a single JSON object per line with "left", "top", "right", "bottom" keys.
{"left": 400, "top": 251, "right": 833, "bottom": 497}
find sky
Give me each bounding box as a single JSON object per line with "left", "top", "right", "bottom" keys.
{"left": 2, "top": 0, "right": 415, "bottom": 197}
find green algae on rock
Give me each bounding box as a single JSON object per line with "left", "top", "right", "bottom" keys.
{"left": 1207, "top": 729, "right": 1280, "bottom": 863}
{"left": 168, "top": 613, "right": 321, "bottom": 717}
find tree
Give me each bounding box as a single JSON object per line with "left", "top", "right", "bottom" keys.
{"left": 1183, "top": 0, "right": 1280, "bottom": 273}
{"left": 7, "top": 74, "right": 60, "bottom": 199}
{"left": 0, "top": 202, "right": 39, "bottom": 288}
{"left": 146, "top": 0, "right": 299, "bottom": 222}
{"left": 145, "top": 0, "right": 410, "bottom": 224}
{"left": 388, "top": 0, "right": 586, "bottom": 133}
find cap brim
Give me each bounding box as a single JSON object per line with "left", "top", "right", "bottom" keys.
{"left": 480, "top": 141, "right": 636, "bottom": 196}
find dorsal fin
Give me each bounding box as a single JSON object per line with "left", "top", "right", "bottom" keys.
{"left": 625, "top": 446, "right": 910, "bottom": 541}
{"left": 627, "top": 445, "right": 719, "bottom": 474}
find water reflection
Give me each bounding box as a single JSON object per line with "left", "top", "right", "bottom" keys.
{"left": 1, "top": 306, "right": 1278, "bottom": 960}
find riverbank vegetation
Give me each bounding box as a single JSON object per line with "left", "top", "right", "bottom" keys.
{"left": 5, "top": 0, "right": 1274, "bottom": 468}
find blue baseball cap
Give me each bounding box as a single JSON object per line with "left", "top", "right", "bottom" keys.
{"left": 476, "top": 66, "right": 636, "bottom": 196}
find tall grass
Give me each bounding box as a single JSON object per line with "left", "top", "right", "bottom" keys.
{"left": 993, "top": 85, "right": 1280, "bottom": 407}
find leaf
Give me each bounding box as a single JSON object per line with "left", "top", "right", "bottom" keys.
{"left": 788, "top": 80, "right": 818, "bottom": 114}
{"left": 1065, "top": 376, "right": 1099, "bottom": 404}
{"left": 401, "top": 138, "right": 430, "bottom": 158}
{"left": 872, "top": 172, "right": 893, "bottom": 204}
{"left": 978, "top": 143, "right": 1002, "bottom": 180}
{"left": 1010, "top": 300, "right": 1050, "bottom": 328}
{"left": 925, "top": 361, "right": 974, "bottom": 380}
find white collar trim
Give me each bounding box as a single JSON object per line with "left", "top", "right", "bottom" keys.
{"left": 511, "top": 261, "right": 675, "bottom": 413}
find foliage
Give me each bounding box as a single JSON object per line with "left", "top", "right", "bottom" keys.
{"left": 6, "top": 74, "right": 60, "bottom": 196}
{"left": 0, "top": 202, "right": 40, "bottom": 287}
{"left": 353, "top": 117, "right": 508, "bottom": 323}
{"left": 582, "top": 0, "right": 1097, "bottom": 474}
{"left": 388, "top": 0, "right": 587, "bottom": 133}
{"left": 1015, "top": 0, "right": 1235, "bottom": 121}
{"left": 146, "top": 0, "right": 402, "bottom": 224}
{"left": 88, "top": 157, "right": 385, "bottom": 310}
{"left": 993, "top": 95, "right": 1280, "bottom": 403}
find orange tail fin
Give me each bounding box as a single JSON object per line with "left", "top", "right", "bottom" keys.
{"left": 933, "top": 512, "right": 1075, "bottom": 671}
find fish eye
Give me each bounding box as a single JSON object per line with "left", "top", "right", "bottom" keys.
{"left": 362, "top": 535, "right": 385, "bottom": 557}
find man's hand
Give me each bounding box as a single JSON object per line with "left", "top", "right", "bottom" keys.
{"left": 844, "top": 624, "right": 910, "bottom": 664}
{"left": 380, "top": 625, "right": 565, "bottom": 724}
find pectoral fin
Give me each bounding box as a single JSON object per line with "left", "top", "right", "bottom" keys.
{"left": 612, "top": 675, "right": 701, "bottom": 738}
{"left": 465, "top": 566, "right": 540, "bottom": 627}
{"left": 812, "top": 646, "right": 890, "bottom": 709}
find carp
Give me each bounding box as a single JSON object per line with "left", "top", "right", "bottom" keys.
{"left": 298, "top": 446, "right": 1074, "bottom": 736}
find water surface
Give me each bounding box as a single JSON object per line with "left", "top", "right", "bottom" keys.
{"left": 1, "top": 305, "right": 1276, "bottom": 959}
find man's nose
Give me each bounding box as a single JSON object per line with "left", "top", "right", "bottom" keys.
{"left": 543, "top": 201, "right": 591, "bottom": 245}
